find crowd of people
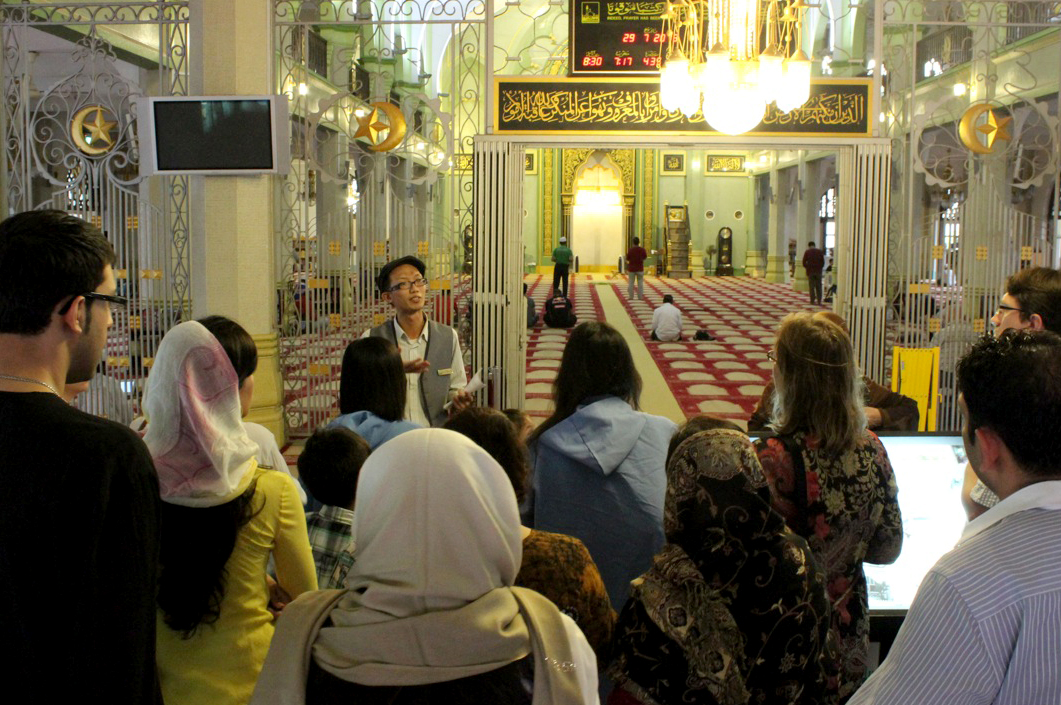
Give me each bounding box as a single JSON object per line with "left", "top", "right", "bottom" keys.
{"left": 2, "top": 209, "right": 1060, "bottom": 705}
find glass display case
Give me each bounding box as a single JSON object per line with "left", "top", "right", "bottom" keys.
{"left": 866, "top": 434, "right": 969, "bottom": 612}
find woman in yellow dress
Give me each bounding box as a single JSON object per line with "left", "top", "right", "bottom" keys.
{"left": 144, "top": 320, "right": 317, "bottom": 705}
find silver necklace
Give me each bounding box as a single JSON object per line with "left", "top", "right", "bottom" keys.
{"left": 0, "top": 373, "right": 61, "bottom": 396}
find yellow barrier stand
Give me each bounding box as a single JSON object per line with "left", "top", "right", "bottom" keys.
{"left": 892, "top": 346, "right": 940, "bottom": 432}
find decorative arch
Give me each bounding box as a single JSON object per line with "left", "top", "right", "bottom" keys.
{"left": 555, "top": 149, "right": 637, "bottom": 266}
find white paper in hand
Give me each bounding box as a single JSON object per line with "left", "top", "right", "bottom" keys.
{"left": 444, "top": 369, "right": 484, "bottom": 410}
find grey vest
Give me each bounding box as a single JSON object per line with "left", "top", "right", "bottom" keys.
{"left": 369, "top": 316, "right": 457, "bottom": 427}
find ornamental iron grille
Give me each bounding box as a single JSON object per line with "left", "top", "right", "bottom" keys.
{"left": 880, "top": 0, "right": 1061, "bottom": 430}
{"left": 0, "top": 2, "right": 191, "bottom": 421}
{"left": 275, "top": 0, "right": 484, "bottom": 433}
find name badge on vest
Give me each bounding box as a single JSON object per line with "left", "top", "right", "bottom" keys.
{"left": 436, "top": 368, "right": 452, "bottom": 376}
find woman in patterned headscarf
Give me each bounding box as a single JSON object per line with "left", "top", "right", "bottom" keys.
{"left": 145, "top": 320, "right": 318, "bottom": 705}
{"left": 608, "top": 427, "right": 836, "bottom": 705}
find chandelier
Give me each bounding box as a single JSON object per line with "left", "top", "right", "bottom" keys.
{"left": 658, "top": 0, "right": 813, "bottom": 135}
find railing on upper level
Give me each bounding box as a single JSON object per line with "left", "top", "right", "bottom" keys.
{"left": 915, "top": 25, "right": 973, "bottom": 80}
{"left": 292, "top": 27, "right": 329, "bottom": 79}
{"left": 915, "top": 4, "right": 1061, "bottom": 81}
{"left": 307, "top": 29, "right": 328, "bottom": 77}
{"left": 1005, "top": 2, "right": 1061, "bottom": 45}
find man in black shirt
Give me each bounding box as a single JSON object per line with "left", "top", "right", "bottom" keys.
{"left": 0, "top": 210, "right": 162, "bottom": 704}
{"left": 543, "top": 294, "right": 577, "bottom": 328}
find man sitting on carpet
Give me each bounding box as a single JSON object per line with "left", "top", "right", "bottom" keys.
{"left": 747, "top": 311, "right": 919, "bottom": 431}
{"left": 650, "top": 294, "right": 682, "bottom": 341}
{"left": 543, "top": 293, "right": 577, "bottom": 328}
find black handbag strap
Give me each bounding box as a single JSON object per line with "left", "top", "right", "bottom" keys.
{"left": 776, "top": 434, "right": 809, "bottom": 531}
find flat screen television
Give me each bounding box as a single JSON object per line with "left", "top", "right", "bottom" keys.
{"left": 137, "top": 95, "right": 290, "bottom": 176}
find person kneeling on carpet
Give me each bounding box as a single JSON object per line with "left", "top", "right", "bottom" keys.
{"left": 650, "top": 295, "right": 682, "bottom": 341}
{"left": 544, "top": 293, "right": 577, "bottom": 328}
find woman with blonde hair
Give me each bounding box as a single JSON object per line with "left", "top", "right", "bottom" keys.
{"left": 756, "top": 311, "right": 902, "bottom": 701}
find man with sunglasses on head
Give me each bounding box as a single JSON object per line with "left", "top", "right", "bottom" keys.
{"left": 0, "top": 210, "right": 161, "bottom": 704}
{"left": 962, "top": 266, "right": 1061, "bottom": 519}
{"left": 364, "top": 255, "right": 472, "bottom": 427}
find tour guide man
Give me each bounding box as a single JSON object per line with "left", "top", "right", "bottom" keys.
{"left": 365, "top": 255, "right": 472, "bottom": 426}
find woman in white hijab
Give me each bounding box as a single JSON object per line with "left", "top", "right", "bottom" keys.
{"left": 251, "top": 428, "right": 600, "bottom": 705}
{"left": 145, "top": 320, "right": 318, "bottom": 705}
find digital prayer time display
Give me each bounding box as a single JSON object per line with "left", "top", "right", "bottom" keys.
{"left": 570, "top": 0, "right": 667, "bottom": 75}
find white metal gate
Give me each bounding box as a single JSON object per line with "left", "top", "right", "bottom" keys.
{"left": 0, "top": 3, "right": 191, "bottom": 419}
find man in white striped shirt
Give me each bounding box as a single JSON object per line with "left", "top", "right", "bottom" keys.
{"left": 852, "top": 330, "right": 1061, "bottom": 705}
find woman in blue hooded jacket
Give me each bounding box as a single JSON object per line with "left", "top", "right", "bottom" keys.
{"left": 527, "top": 321, "right": 676, "bottom": 610}
{"left": 329, "top": 337, "right": 420, "bottom": 448}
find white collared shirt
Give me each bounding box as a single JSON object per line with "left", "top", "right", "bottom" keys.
{"left": 959, "top": 479, "right": 1061, "bottom": 545}
{"left": 651, "top": 302, "right": 682, "bottom": 341}
{"left": 362, "top": 315, "right": 467, "bottom": 426}
{"left": 851, "top": 479, "right": 1061, "bottom": 705}
{"left": 394, "top": 317, "right": 431, "bottom": 427}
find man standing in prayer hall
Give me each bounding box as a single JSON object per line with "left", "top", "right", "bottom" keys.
{"left": 802, "top": 240, "right": 825, "bottom": 305}
{"left": 850, "top": 330, "right": 1061, "bottom": 705}
{"left": 626, "top": 236, "right": 648, "bottom": 300}
{"left": 551, "top": 235, "right": 573, "bottom": 298}
{"left": 0, "top": 210, "right": 162, "bottom": 704}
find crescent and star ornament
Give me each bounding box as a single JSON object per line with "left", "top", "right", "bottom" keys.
{"left": 70, "top": 105, "right": 118, "bottom": 156}
{"left": 959, "top": 103, "right": 1012, "bottom": 155}
{"left": 354, "top": 101, "right": 407, "bottom": 152}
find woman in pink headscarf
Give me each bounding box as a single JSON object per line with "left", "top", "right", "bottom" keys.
{"left": 144, "top": 320, "right": 317, "bottom": 705}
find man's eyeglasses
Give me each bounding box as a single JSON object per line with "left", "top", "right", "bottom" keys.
{"left": 995, "top": 303, "right": 1025, "bottom": 316}
{"left": 387, "top": 277, "right": 429, "bottom": 293}
{"left": 767, "top": 349, "right": 777, "bottom": 362}
{"left": 57, "top": 292, "right": 129, "bottom": 315}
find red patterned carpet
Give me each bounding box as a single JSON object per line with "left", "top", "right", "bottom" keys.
{"left": 523, "top": 273, "right": 606, "bottom": 421}
{"left": 612, "top": 275, "right": 826, "bottom": 425}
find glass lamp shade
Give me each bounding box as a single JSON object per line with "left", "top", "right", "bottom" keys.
{"left": 702, "top": 63, "right": 766, "bottom": 135}
{"left": 702, "top": 95, "right": 766, "bottom": 134}
{"left": 660, "top": 58, "right": 692, "bottom": 113}
{"left": 758, "top": 51, "right": 784, "bottom": 104}
{"left": 775, "top": 55, "right": 812, "bottom": 113}
{"left": 702, "top": 50, "right": 735, "bottom": 94}
{"left": 678, "top": 86, "right": 702, "bottom": 118}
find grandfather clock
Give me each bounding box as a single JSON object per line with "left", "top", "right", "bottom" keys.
{"left": 715, "top": 227, "right": 734, "bottom": 276}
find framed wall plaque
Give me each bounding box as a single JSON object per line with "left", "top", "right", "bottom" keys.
{"left": 661, "top": 151, "right": 685, "bottom": 175}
